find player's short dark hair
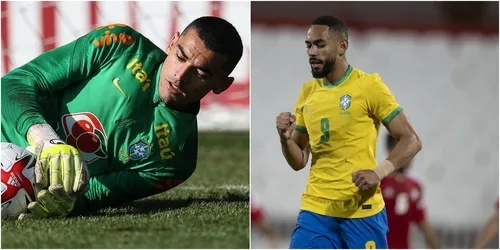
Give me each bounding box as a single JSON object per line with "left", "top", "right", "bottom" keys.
{"left": 386, "top": 134, "right": 397, "bottom": 150}
{"left": 311, "top": 15, "right": 349, "bottom": 40}
{"left": 182, "top": 16, "right": 243, "bottom": 75}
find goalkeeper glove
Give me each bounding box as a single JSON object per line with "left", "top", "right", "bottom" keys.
{"left": 26, "top": 124, "right": 90, "bottom": 217}
{"left": 26, "top": 184, "right": 75, "bottom": 218}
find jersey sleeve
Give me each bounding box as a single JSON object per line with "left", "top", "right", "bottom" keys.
{"left": 294, "top": 83, "right": 308, "bottom": 134}
{"left": 1, "top": 24, "right": 150, "bottom": 139}
{"left": 366, "top": 74, "right": 403, "bottom": 126}
{"left": 73, "top": 131, "right": 198, "bottom": 213}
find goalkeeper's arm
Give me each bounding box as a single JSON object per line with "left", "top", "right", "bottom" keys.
{"left": 1, "top": 24, "right": 140, "bottom": 139}
{"left": 9, "top": 44, "right": 100, "bottom": 216}
{"left": 0, "top": 25, "right": 141, "bottom": 218}
{"left": 2, "top": 40, "right": 85, "bottom": 138}
{"left": 2, "top": 42, "right": 95, "bottom": 216}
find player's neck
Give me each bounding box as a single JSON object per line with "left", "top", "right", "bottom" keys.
{"left": 166, "top": 101, "right": 201, "bottom": 115}
{"left": 324, "top": 60, "right": 349, "bottom": 84}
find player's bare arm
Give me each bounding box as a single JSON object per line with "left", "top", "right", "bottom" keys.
{"left": 276, "top": 112, "right": 311, "bottom": 171}
{"left": 472, "top": 212, "right": 499, "bottom": 248}
{"left": 353, "top": 112, "right": 422, "bottom": 191}
{"left": 417, "top": 220, "right": 440, "bottom": 248}
{"left": 384, "top": 111, "right": 422, "bottom": 172}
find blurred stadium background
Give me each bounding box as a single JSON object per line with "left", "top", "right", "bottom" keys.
{"left": 251, "top": 1, "right": 499, "bottom": 249}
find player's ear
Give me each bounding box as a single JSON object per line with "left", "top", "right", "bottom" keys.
{"left": 213, "top": 77, "right": 234, "bottom": 95}
{"left": 166, "top": 32, "right": 180, "bottom": 55}
{"left": 339, "top": 40, "right": 349, "bottom": 56}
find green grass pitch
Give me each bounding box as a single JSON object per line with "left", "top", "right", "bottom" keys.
{"left": 1, "top": 132, "right": 249, "bottom": 248}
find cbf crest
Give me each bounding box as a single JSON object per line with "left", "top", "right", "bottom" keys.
{"left": 340, "top": 93, "right": 352, "bottom": 110}
{"left": 339, "top": 93, "right": 352, "bottom": 115}
{"left": 129, "top": 138, "right": 152, "bottom": 161}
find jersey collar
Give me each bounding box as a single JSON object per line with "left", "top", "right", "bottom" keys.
{"left": 322, "top": 64, "right": 353, "bottom": 88}
{"left": 152, "top": 63, "right": 163, "bottom": 104}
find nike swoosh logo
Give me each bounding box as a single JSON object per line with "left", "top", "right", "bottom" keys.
{"left": 14, "top": 154, "right": 24, "bottom": 161}
{"left": 113, "top": 78, "right": 128, "bottom": 98}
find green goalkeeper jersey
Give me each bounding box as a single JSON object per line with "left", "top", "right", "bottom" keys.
{"left": 1, "top": 24, "right": 199, "bottom": 213}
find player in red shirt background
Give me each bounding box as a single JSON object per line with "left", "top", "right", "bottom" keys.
{"left": 472, "top": 199, "right": 499, "bottom": 248}
{"left": 381, "top": 134, "right": 440, "bottom": 249}
{"left": 251, "top": 192, "right": 279, "bottom": 248}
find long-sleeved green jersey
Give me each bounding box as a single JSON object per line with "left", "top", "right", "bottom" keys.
{"left": 1, "top": 24, "right": 199, "bottom": 213}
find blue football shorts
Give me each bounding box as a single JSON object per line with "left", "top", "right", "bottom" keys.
{"left": 289, "top": 208, "right": 389, "bottom": 249}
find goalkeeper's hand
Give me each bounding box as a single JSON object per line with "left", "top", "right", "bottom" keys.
{"left": 25, "top": 124, "right": 90, "bottom": 217}
{"left": 30, "top": 139, "right": 90, "bottom": 196}
{"left": 25, "top": 184, "right": 75, "bottom": 218}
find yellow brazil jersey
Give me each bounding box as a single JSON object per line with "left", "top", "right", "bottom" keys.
{"left": 294, "top": 65, "right": 402, "bottom": 219}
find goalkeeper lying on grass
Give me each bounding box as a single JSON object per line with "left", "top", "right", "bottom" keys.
{"left": 1, "top": 16, "right": 243, "bottom": 218}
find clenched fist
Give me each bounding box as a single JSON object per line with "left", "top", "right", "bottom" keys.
{"left": 352, "top": 170, "right": 380, "bottom": 191}
{"left": 276, "top": 112, "right": 296, "bottom": 141}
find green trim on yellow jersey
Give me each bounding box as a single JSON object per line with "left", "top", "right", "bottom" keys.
{"left": 322, "top": 64, "right": 353, "bottom": 88}
{"left": 295, "top": 125, "right": 307, "bottom": 133}
{"left": 382, "top": 105, "right": 403, "bottom": 126}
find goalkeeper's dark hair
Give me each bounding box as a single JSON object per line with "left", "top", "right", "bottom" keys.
{"left": 182, "top": 16, "right": 243, "bottom": 75}
{"left": 386, "top": 134, "right": 397, "bottom": 150}
{"left": 311, "top": 15, "right": 349, "bottom": 41}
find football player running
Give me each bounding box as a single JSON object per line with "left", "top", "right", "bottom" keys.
{"left": 276, "top": 16, "right": 422, "bottom": 249}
